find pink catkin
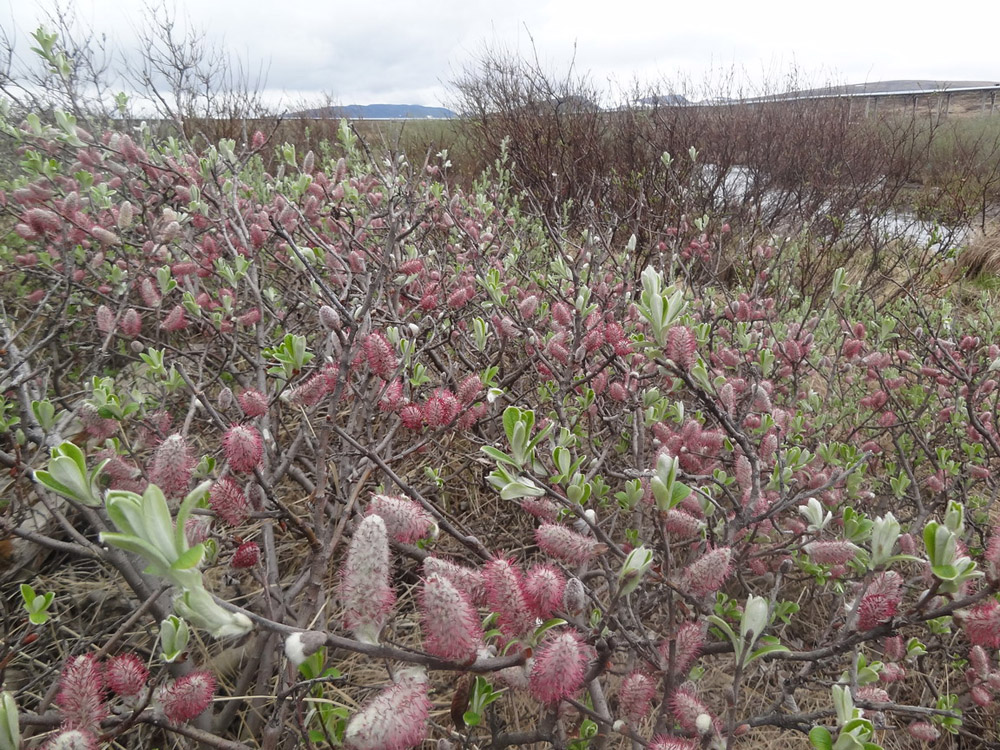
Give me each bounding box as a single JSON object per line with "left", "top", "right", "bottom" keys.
{"left": 518, "top": 294, "right": 539, "bottom": 319}
{"left": 379, "top": 379, "right": 404, "bottom": 412}
{"left": 287, "top": 372, "right": 329, "bottom": 407}
{"left": 985, "top": 528, "right": 1000, "bottom": 579}
{"left": 649, "top": 738, "right": 696, "bottom": 750}
{"left": 884, "top": 638, "right": 905, "bottom": 662}
{"left": 529, "top": 631, "right": 590, "bottom": 705}
{"left": 24, "top": 207, "right": 62, "bottom": 235}
{"left": 964, "top": 599, "right": 1000, "bottom": 648}
{"left": 970, "top": 645, "right": 991, "bottom": 678}
{"left": 680, "top": 547, "right": 732, "bottom": 598}
{"left": 856, "top": 571, "right": 903, "bottom": 630}
{"left": 618, "top": 671, "right": 656, "bottom": 723}
{"left": 223, "top": 424, "right": 263, "bottom": 472}
{"left": 804, "top": 540, "right": 859, "bottom": 566}
{"left": 44, "top": 730, "right": 100, "bottom": 750}
{"left": 457, "top": 374, "right": 483, "bottom": 403}
{"left": 856, "top": 685, "right": 890, "bottom": 704}
{"left": 96, "top": 305, "right": 115, "bottom": 333}
{"left": 907, "top": 722, "right": 941, "bottom": 742}
{"left": 419, "top": 573, "right": 482, "bottom": 663}
{"left": 91, "top": 226, "right": 120, "bottom": 245}
{"left": 399, "top": 404, "right": 423, "bottom": 430}
{"left": 562, "top": 576, "right": 587, "bottom": 615}
{"left": 210, "top": 476, "right": 250, "bottom": 526}
{"left": 363, "top": 332, "right": 397, "bottom": 378}
{"left": 344, "top": 669, "right": 430, "bottom": 750}
{"left": 457, "top": 402, "right": 487, "bottom": 430}
{"left": 149, "top": 434, "right": 194, "bottom": 499}
{"left": 662, "top": 509, "right": 702, "bottom": 538}
{"left": 105, "top": 653, "right": 149, "bottom": 697}
{"left": 158, "top": 671, "right": 216, "bottom": 722}
{"left": 670, "top": 685, "right": 712, "bottom": 733}
{"left": 422, "top": 389, "right": 460, "bottom": 427}
{"left": 340, "top": 515, "right": 395, "bottom": 643}
{"left": 140, "top": 277, "right": 162, "bottom": 307}
{"left": 55, "top": 655, "right": 106, "bottom": 733}
{"left": 231, "top": 541, "right": 260, "bottom": 569}
{"left": 551, "top": 301, "right": 573, "bottom": 326}
{"left": 159, "top": 304, "right": 188, "bottom": 332}
{"left": 535, "top": 523, "right": 605, "bottom": 566}
{"left": 879, "top": 662, "right": 906, "bottom": 683}
{"left": 666, "top": 326, "right": 697, "bottom": 370}
{"left": 659, "top": 620, "right": 706, "bottom": 676}
{"left": 523, "top": 564, "right": 566, "bottom": 619}
{"left": 422, "top": 557, "right": 486, "bottom": 605}
{"left": 238, "top": 308, "right": 261, "bottom": 327}
{"left": 120, "top": 308, "right": 142, "bottom": 338}
{"left": 238, "top": 389, "right": 268, "bottom": 417}
{"left": 98, "top": 451, "right": 140, "bottom": 483}
{"left": 972, "top": 685, "right": 993, "bottom": 708}
{"left": 518, "top": 497, "right": 559, "bottom": 522}
{"left": 366, "top": 494, "right": 435, "bottom": 543}
{"left": 319, "top": 304, "right": 341, "bottom": 329}
{"left": 483, "top": 558, "right": 536, "bottom": 639}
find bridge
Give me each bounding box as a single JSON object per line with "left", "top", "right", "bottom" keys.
{"left": 735, "top": 82, "right": 1000, "bottom": 118}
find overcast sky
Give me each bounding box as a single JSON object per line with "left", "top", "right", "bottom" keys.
{"left": 4, "top": 0, "right": 999, "bottom": 110}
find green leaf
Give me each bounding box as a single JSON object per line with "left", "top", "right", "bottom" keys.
{"left": 170, "top": 544, "right": 205, "bottom": 571}
{"left": 499, "top": 479, "right": 545, "bottom": 500}
{"left": 99, "top": 532, "right": 173, "bottom": 575}
{"left": 809, "top": 727, "right": 833, "bottom": 750}
{"left": 832, "top": 732, "right": 866, "bottom": 750}
{"left": 481, "top": 445, "right": 515, "bottom": 466}
{"left": 931, "top": 564, "right": 959, "bottom": 581}
{"left": 502, "top": 407, "right": 521, "bottom": 443}
{"left": 175, "top": 481, "right": 211, "bottom": 550}
{"left": 671, "top": 480, "right": 692, "bottom": 505}
{"left": 746, "top": 642, "right": 791, "bottom": 664}
{"left": 0, "top": 690, "right": 21, "bottom": 750}
{"left": 19, "top": 584, "right": 35, "bottom": 606}
{"left": 707, "top": 614, "right": 738, "bottom": 650}
{"left": 104, "top": 491, "right": 145, "bottom": 536}
{"left": 842, "top": 718, "right": 873, "bottom": 735}
{"left": 31, "top": 399, "right": 56, "bottom": 430}
{"left": 524, "top": 420, "right": 553, "bottom": 454}
{"left": 463, "top": 710, "right": 481, "bottom": 727}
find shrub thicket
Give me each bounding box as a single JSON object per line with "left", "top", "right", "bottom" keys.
{"left": 3, "top": 18, "right": 1000, "bottom": 750}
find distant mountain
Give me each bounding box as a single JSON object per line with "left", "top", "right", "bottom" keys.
{"left": 292, "top": 103, "right": 456, "bottom": 120}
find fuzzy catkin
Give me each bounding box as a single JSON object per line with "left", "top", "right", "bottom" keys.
{"left": 223, "top": 424, "right": 263, "bottom": 473}
{"left": 344, "top": 669, "right": 430, "bottom": 750}
{"left": 418, "top": 573, "right": 482, "bottom": 662}
{"left": 528, "top": 631, "right": 590, "bottom": 705}
{"left": 149, "top": 434, "right": 193, "bottom": 499}
{"left": 157, "top": 671, "right": 216, "bottom": 723}
{"left": 679, "top": 546, "right": 732, "bottom": 598}
{"left": 366, "top": 494, "right": 435, "bottom": 543}
{"left": 55, "top": 655, "right": 106, "bottom": 733}
{"left": 340, "top": 515, "right": 395, "bottom": 644}
{"left": 535, "top": 523, "right": 604, "bottom": 566}
{"left": 483, "top": 558, "right": 535, "bottom": 639}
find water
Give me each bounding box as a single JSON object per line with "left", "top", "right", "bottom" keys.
{"left": 695, "top": 164, "right": 969, "bottom": 254}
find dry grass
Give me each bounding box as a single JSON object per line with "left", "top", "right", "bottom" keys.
{"left": 950, "top": 221, "right": 1000, "bottom": 281}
